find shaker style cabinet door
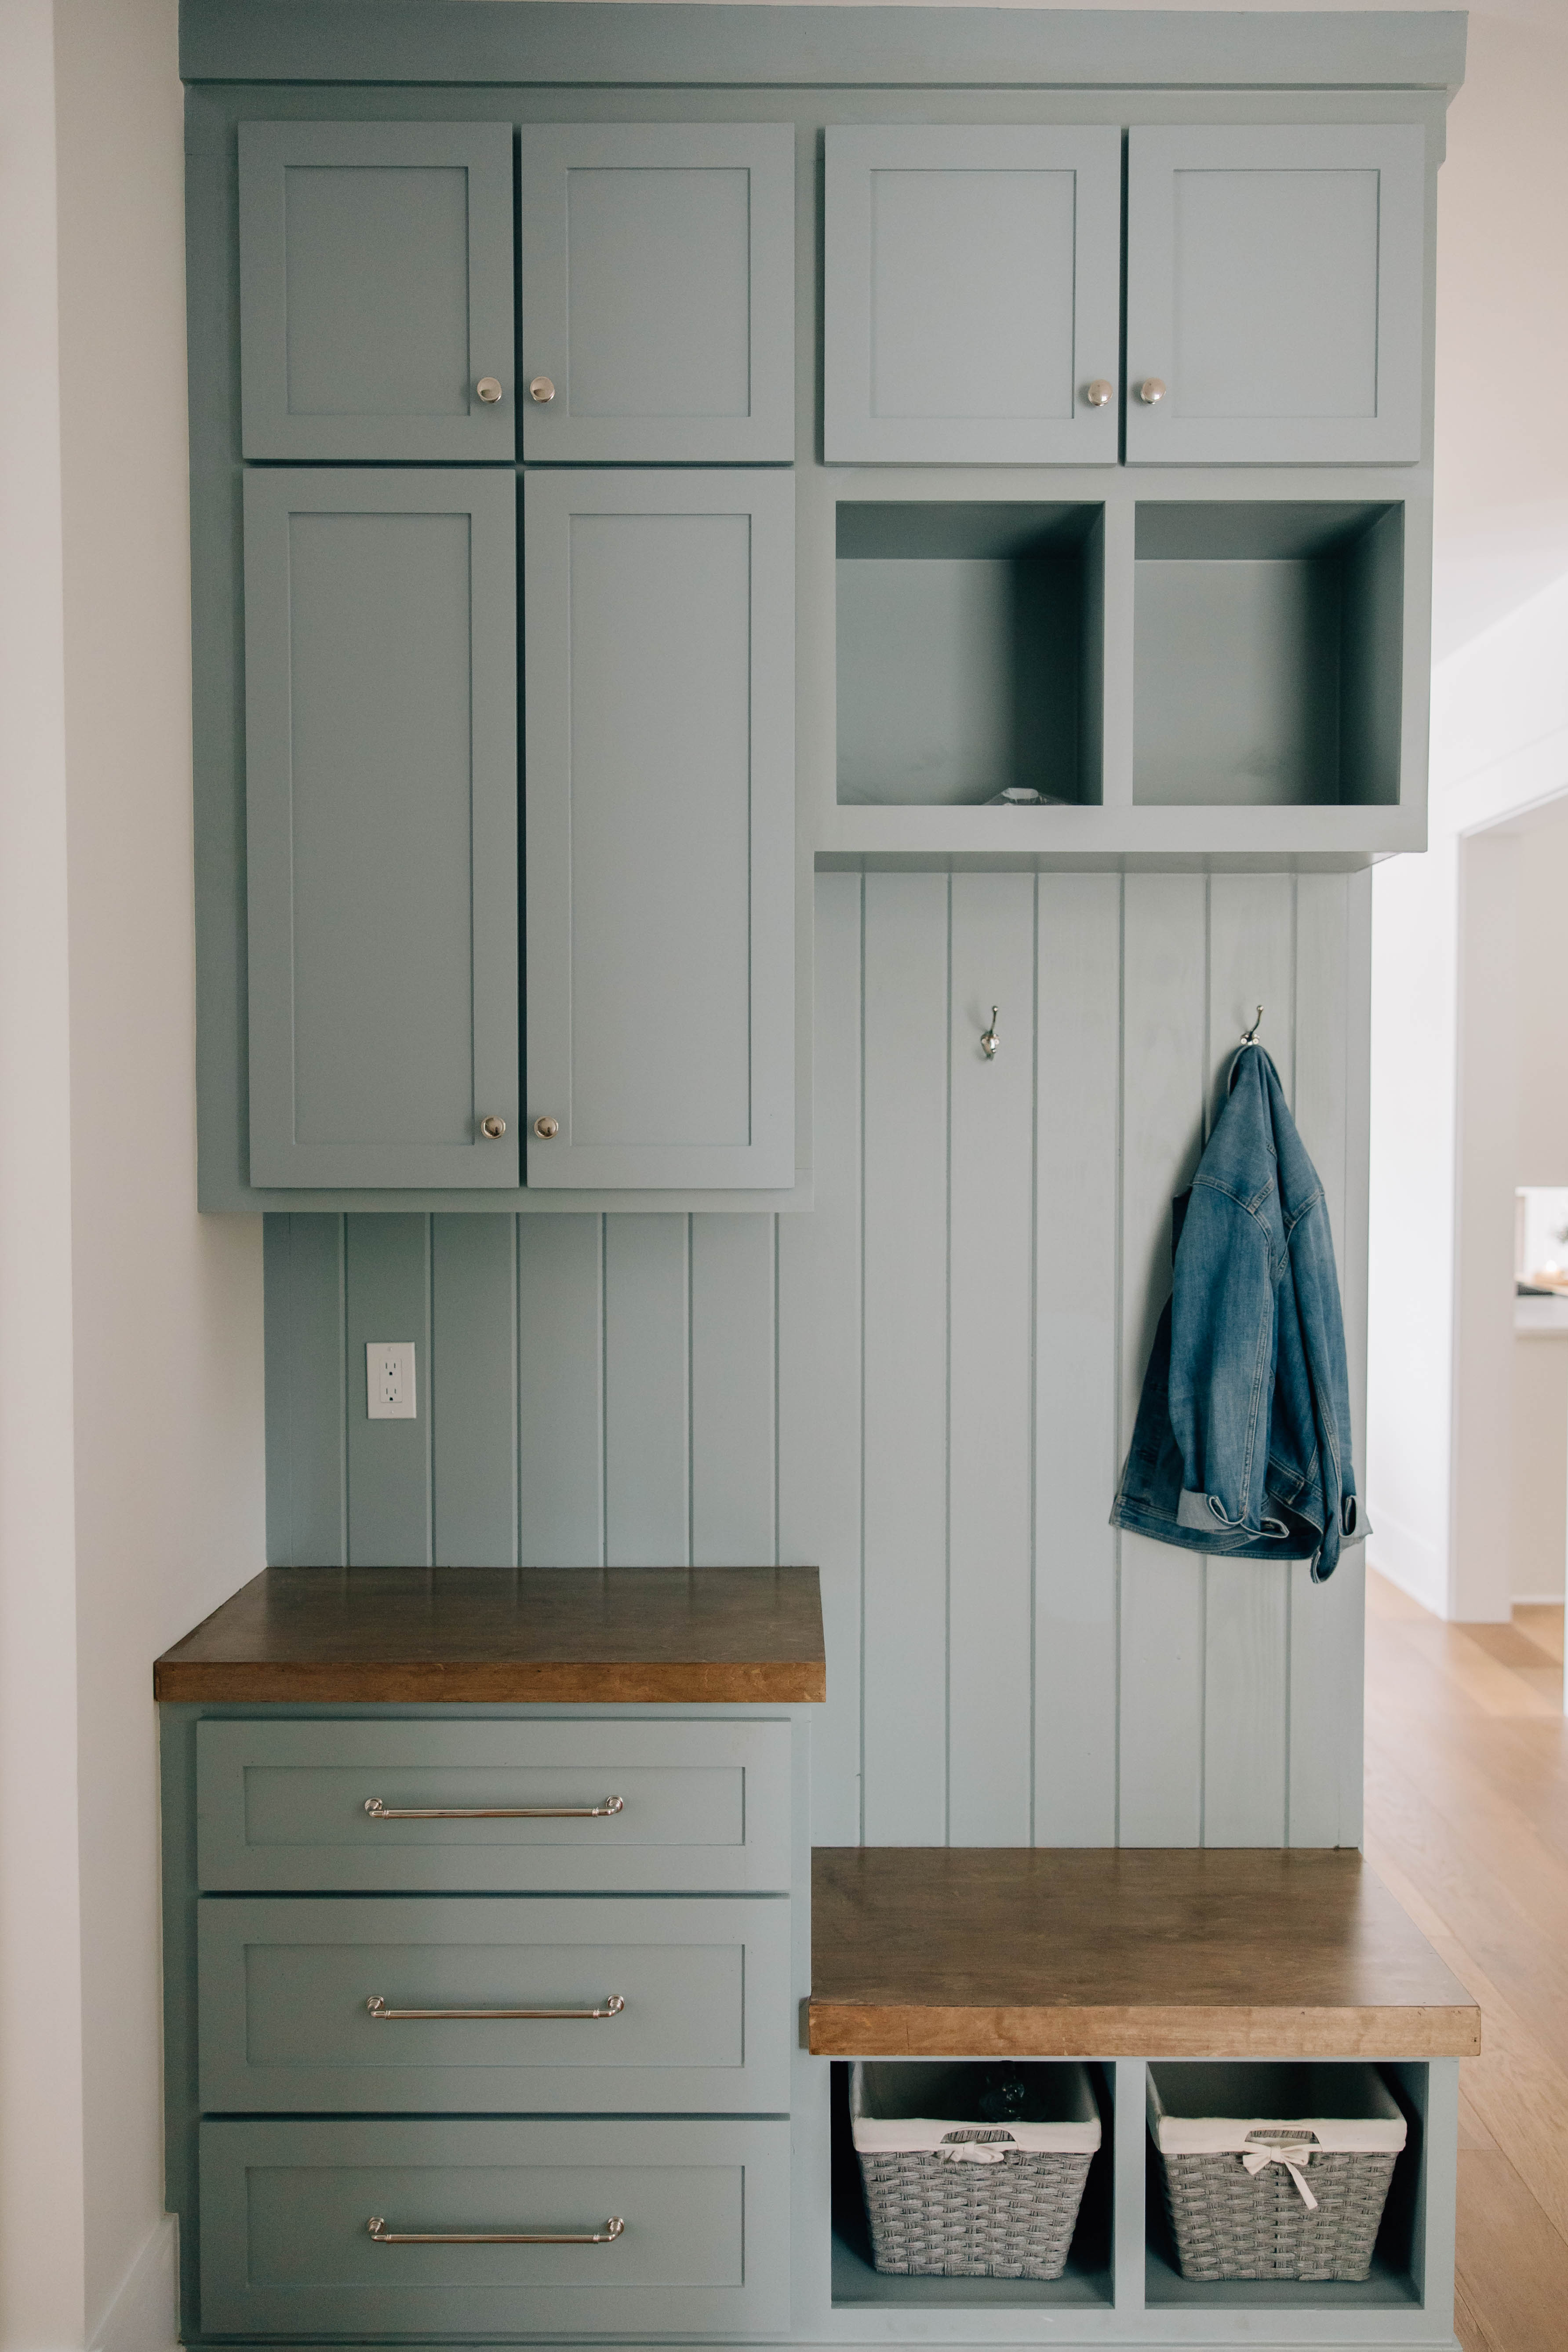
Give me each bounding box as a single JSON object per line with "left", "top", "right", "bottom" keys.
{"left": 1126, "top": 124, "right": 1426, "bottom": 464}
{"left": 823, "top": 126, "right": 1121, "bottom": 464}
{"left": 524, "top": 472, "right": 794, "bottom": 1189}
{"left": 238, "top": 122, "right": 515, "bottom": 461}
{"left": 518, "top": 124, "right": 795, "bottom": 462}
{"left": 244, "top": 471, "right": 518, "bottom": 1188}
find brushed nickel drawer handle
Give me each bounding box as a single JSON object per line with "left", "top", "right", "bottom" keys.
{"left": 363, "top": 1795, "right": 624, "bottom": 1821}
{"left": 366, "top": 1993, "right": 626, "bottom": 2021}
{"left": 368, "top": 2214, "right": 624, "bottom": 2247}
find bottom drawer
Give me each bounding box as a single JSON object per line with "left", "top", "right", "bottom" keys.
{"left": 199, "top": 2118, "right": 790, "bottom": 2337}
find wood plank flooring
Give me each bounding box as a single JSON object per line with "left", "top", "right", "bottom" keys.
{"left": 1364, "top": 1569, "right": 1568, "bottom": 2352}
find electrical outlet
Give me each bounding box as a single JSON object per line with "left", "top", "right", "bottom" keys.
{"left": 366, "top": 1341, "right": 417, "bottom": 1421}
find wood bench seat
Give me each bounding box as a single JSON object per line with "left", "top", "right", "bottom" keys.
{"left": 808, "top": 1847, "right": 1480, "bottom": 2059}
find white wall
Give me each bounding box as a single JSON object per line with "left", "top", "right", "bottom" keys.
{"left": 0, "top": 4, "right": 266, "bottom": 2349}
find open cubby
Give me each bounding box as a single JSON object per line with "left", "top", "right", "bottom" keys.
{"left": 1133, "top": 501, "right": 1404, "bottom": 807}
{"left": 828, "top": 2058, "right": 1114, "bottom": 2309}
{"left": 1143, "top": 2061, "right": 1423, "bottom": 2312}
{"left": 835, "top": 502, "right": 1103, "bottom": 807}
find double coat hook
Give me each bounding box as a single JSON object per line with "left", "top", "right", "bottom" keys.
{"left": 980, "top": 1007, "right": 1000, "bottom": 1060}
{"left": 1240, "top": 1005, "right": 1264, "bottom": 1043}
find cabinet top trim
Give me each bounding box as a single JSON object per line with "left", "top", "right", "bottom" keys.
{"left": 180, "top": 2, "right": 1468, "bottom": 94}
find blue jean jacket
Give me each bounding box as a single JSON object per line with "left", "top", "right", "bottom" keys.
{"left": 1111, "top": 1043, "right": 1362, "bottom": 1584}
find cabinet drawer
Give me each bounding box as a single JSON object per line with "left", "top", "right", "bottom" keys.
{"left": 197, "top": 1895, "right": 790, "bottom": 2112}
{"left": 199, "top": 2117, "right": 790, "bottom": 2337}
{"left": 195, "top": 1719, "right": 791, "bottom": 1891}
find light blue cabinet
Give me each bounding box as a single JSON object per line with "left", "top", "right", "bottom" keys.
{"left": 824, "top": 127, "right": 1122, "bottom": 465}
{"left": 243, "top": 469, "right": 519, "bottom": 1188}
{"left": 1126, "top": 124, "right": 1426, "bottom": 465}
{"left": 524, "top": 471, "right": 796, "bottom": 1189}
{"left": 239, "top": 122, "right": 515, "bottom": 462}
{"left": 518, "top": 123, "right": 795, "bottom": 463}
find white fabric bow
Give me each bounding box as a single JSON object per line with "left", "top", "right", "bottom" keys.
{"left": 935, "top": 2134, "right": 1015, "bottom": 2166}
{"left": 1241, "top": 2141, "right": 1320, "bottom": 2211}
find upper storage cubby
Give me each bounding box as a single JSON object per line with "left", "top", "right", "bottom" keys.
{"left": 837, "top": 502, "right": 1103, "bottom": 807}
{"left": 238, "top": 123, "right": 515, "bottom": 461}
{"left": 1126, "top": 125, "right": 1426, "bottom": 465}
{"left": 518, "top": 123, "right": 795, "bottom": 462}
{"left": 1134, "top": 501, "right": 1404, "bottom": 807}
{"left": 824, "top": 127, "right": 1121, "bottom": 465}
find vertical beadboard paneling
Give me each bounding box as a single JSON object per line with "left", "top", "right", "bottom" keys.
{"left": 431, "top": 1216, "right": 518, "bottom": 1566}
{"left": 604, "top": 1215, "right": 690, "bottom": 1564}
{"left": 1201, "top": 875, "right": 1296, "bottom": 1847}
{"left": 517, "top": 1214, "right": 604, "bottom": 1565}
{"left": 691, "top": 1216, "right": 776, "bottom": 1564}
{"left": 263, "top": 1213, "right": 346, "bottom": 1566}
{"left": 1336, "top": 870, "right": 1374, "bottom": 1849}
{"left": 861, "top": 873, "right": 950, "bottom": 1844}
{"left": 947, "top": 876, "right": 1037, "bottom": 1844}
{"left": 779, "top": 873, "right": 863, "bottom": 1844}
{"left": 1118, "top": 874, "right": 1208, "bottom": 1847}
{"left": 1034, "top": 876, "right": 1121, "bottom": 1845}
{"left": 344, "top": 1214, "right": 432, "bottom": 1566}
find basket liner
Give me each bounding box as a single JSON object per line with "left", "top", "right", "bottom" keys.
{"left": 1148, "top": 2061, "right": 1406, "bottom": 2157}
{"left": 852, "top": 2061, "right": 1102, "bottom": 2156}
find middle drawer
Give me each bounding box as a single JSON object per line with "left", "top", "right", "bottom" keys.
{"left": 198, "top": 1896, "right": 791, "bottom": 2113}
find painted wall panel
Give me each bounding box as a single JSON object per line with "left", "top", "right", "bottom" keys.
{"left": 265, "top": 875, "right": 1371, "bottom": 1848}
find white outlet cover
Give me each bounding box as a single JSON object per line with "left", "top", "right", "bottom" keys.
{"left": 366, "top": 1341, "right": 417, "bottom": 1421}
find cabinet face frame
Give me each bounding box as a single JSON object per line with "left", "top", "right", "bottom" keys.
{"left": 518, "top": 121, "right": 796, "bottom": 463}
{"left": 824, "top": 125, "right": 1122, "bottom": 466}
{"left": 523, "top": 469, "right": 796, "bottom": 1190}
{"left": 1125, "top": 124, "right": 1426, "bottom": 466}
{"left": 243, "top": 469, "right": 520, "bottom": 1189}
{"left": 238, "top": 120, "right": 516, "bottom": 462}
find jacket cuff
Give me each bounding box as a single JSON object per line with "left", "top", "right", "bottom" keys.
{"left": 1178, "top": 1488, "right": 1218, "bottom": 1531}
{"left": 1179, "top": 1488, "right": 1292, "bottom": 1542}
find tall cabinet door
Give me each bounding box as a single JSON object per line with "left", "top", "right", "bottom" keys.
{"left": 1126, "top": 124, "right": 1426, "bottom": 464}
{"left": 518, "top": 124, "right": 795, "bottom": 462}
{"left": 824, "top": 126, "right": 1121, "bottom": 464}
{"left": 244, "top": 471, "right": 518, "bottom": 1188}
{"left": 239, "top": 122, "right": 515, "bottom": 461}
{"left": 524, "top": 473, "right": 795, "bottom": 1190}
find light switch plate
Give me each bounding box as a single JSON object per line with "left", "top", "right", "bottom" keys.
{"left": 366, "top": 1341, "right": 416, "bottom": 1420}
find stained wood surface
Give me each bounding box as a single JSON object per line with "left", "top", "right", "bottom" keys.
{"left": 153, "top": 1565, "right": 825, "bottom": 1703}
{"left": 809, "top": 1845, "right": 1480, "bottom": 2058}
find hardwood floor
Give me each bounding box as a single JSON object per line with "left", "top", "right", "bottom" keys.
{"left": 1364, "top": 1568, "right": 1568, "bottom": 2351}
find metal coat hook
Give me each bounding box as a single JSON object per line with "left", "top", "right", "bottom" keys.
{"left": 1240, "top": 1005, "right": 1264, "bottom": 1044}
{"left": 980, "top": 1007, "right": 1000, "bottom": 1060}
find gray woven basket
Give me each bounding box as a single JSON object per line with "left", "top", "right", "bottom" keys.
{"left": 859, "top": 2141, "right": 1093, "bottom": 2280}
{"left": 1156, "top": 2144, "right": 1399, "bottom": 2283}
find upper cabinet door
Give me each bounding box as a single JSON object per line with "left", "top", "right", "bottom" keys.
{"left": 1126, "top": 125, "right": 1426, "bottom": 465}
{"left": 518, "top": 124, "right": 795, "bottom": 463}
{"left": 244, "top": 470, "right": 518, "bottom": 1188}
{"left": 824, "top": 127, "right": 1121, "bottom": 465}
{"left": 524, "top": 472, "right": 795, "bottom": 1190}
{"left": 239, "top": 122, "right": 515, "bottom": 461}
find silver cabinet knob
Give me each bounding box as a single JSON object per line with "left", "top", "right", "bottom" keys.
{"left": 533, "top": 1116, "right": 560, "bottom": 1139}
{"left": 1139, "top": 378, "right": 1167, "bottom": 404}
{"left": 475, "top": 377, "right": 503, "bottom": 404}
{"left": 479, "top": 1115, "right": 507, "bottom": 1139}
{"left": 1084, "top": 379, "right": 1114, "bottom": 408}
{"left": 529, "top": 377, "right": 556, "bottom": 404}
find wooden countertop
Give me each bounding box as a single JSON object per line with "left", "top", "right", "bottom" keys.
{"left": 154, "top": 1565, "right": 825, "bottom": 1705}
{"left": 810, "top": 1847, "right": 1480, "bottom": 2059}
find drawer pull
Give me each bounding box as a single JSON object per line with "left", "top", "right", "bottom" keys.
{"left": 363, "top": 1795, "right": 624, "bottom": 1821}
{"left": 366, "top": 1993, "right": 626, "bottom": 2022}
{"left": 368, "top": 2214, "right": 624, "bottom": 2247}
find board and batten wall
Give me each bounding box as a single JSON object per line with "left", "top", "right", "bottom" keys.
{"left": 265, "top": 869, "right": 1369, "bottom": 1850}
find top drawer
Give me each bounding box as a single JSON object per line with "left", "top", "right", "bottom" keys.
{"left": 196, "top": 1719, "right": 792, "bottom": 1892}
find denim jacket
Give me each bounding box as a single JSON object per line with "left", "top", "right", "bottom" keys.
{"left": 1111, "top": 1043, "right": 1362, "bottom": 1583}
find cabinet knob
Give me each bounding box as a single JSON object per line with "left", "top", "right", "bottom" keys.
{"left": 1139, "top": 378, "right": 1168, "bottom": 404}
{"left": 475, "top": 377, "right": 503, "bottom": 405}
{"left": 529, "top": 376, "right": 556, "bottom": 404}
{"left": 1084, "top": 379, "right": 1114, "bottom": 408}
{"left": 479, "top": 1115, "right": 507, "bottom": 1139}
{"left": 533, "top": 1116, "right": 560, "bottom": 1140}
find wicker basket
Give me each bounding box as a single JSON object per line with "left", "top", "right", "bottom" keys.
{"left": 1148, "top": 2063, "right": 1407, "bottom": 2283}
{"left": 851, "top": 2061, "right": 1100, "bottom": 2280}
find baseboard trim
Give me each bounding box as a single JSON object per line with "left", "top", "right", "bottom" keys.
{"left": 91, "top": 2213, "right": 178, "bottom": 2352}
